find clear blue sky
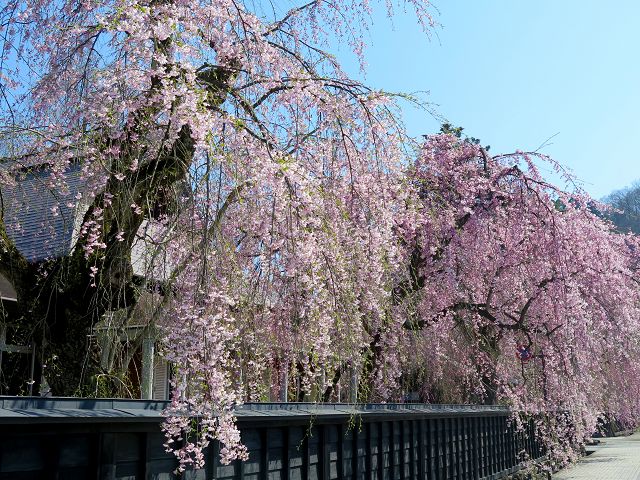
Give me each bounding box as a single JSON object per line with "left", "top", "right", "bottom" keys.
{"left": 337, "top": 0, "right": 640, "bottom": 199}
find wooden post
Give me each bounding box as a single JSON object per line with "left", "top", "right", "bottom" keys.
{"left": 140, "top": 336, "right": 154, "bottom": 399}
{"left": 28, "top": 342, "right": 35, "bottom": 396}
{"left": 350, "top": 366, "right": 358, "bottom": 403}
{"left": 280, "top": 362, "right": 288, "bottom": 402}
{"left": 318, "top": 368, "right": 326, "bottom": 402}
{"left": 0, "top": 324, "right": 5, "bottom": 377}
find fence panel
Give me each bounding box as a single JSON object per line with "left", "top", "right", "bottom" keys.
{"left": 0, "top": 398, "right": 543, "bottom": 479}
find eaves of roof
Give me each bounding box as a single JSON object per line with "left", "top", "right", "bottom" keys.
{"left": 2, "top": 164, "right": 84, "bottom": 263}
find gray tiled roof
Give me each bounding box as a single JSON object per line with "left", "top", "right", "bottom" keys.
{"left": 1, "top": 164, "right": 170, "bottom": 280}
{"left": 2, "top": 164, "right": 83, "bottom": 262}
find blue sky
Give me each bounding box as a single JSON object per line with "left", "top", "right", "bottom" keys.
{"left": 337, "top": 0, "right": 640, "bottom": 199}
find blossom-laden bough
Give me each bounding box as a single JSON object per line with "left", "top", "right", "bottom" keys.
{"left": 394, "top": 134, "right": 640, "bottom": 466}
{"left": 1, "top": 0, "right": 639, "bottom": 471}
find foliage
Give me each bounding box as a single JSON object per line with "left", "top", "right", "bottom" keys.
{"left": 397, "top": 135, "right": 640, "bottom": 463}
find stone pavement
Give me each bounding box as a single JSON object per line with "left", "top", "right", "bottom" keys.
{"left": 553, "top": 432, "right": 640, "bottom": 479}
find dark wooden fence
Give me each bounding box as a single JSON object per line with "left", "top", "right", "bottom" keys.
{"left": 0, "top": 398, "right": 543, "bottom": 479}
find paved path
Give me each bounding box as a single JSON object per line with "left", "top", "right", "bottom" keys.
{"left": 553, "top": 432, "right": 640, "bottom": 479}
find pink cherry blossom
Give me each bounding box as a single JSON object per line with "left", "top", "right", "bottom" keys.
{"left": 1, "top": 0, "right": 638, "bottom": 471}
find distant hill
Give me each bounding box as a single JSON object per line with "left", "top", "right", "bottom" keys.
{"left": 602, "top": 183, "right": 640, "bottom": 234}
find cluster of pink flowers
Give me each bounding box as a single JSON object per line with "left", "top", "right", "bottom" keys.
{"left": 397, "top": 135, "right": 640, "bottom": 465}
{"left": 2, "top": 0, "right": 639, "bottom": 471}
